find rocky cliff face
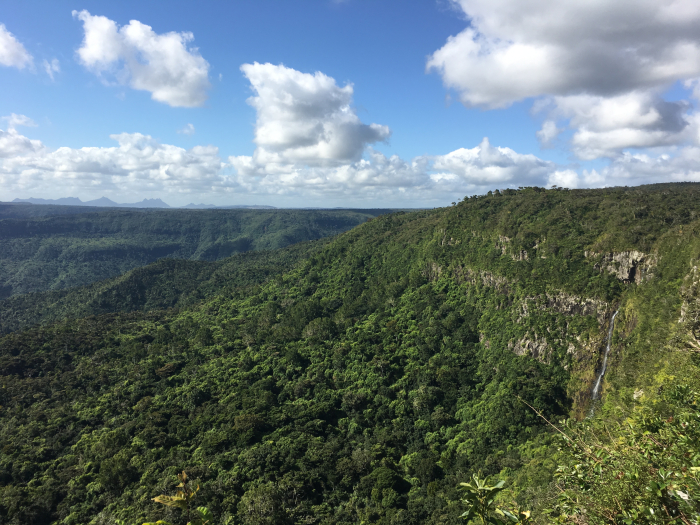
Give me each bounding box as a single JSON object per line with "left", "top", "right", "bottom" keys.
{"left": 680, "top": 263, "right": 700, "bottom": 352}
{"left": 585, "top": 250, "right": 657, "bottom": 283}
{"left": 545, "top": 292, "right": 608, "bottom": 325}
{"left": 511, "top": 291, "right": 610, "bottom": 365}
{"left": 427, "top": 258, "right": 614, "bottom": 379}
{"left": 452, "top": 265, "right": 512, "bottom": 294}
{"left": 510, "top": 333, "right": 551, "bottom": 361}
{"left": 517, "top": 291, "right": 608, "bottom": 326}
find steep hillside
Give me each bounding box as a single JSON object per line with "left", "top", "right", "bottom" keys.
{"left": 1, "top": 185, "right": 700, "bottom": 524}
{"left": 0, "top": 208, "right": 389, "bottom": 298}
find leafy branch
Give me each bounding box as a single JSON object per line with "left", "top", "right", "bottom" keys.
{"left": 143, "top": 471, "right": 212, "bottom": 525}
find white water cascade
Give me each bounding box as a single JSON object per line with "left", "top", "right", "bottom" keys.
{"left": 591, "top": 310, "right": 619, "bottom": 402}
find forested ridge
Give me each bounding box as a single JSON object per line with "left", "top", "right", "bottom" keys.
{"left": 0, "top": 207, "right": 387, "bottom": 299}
{"left": 2, "top": 184, "right": 700, "bottom": 524}
{"left": 0, "top": 203, "right": 119, "bottom": 220}
{"left": 0, "top": 239, "right": 328, "bottom": 335}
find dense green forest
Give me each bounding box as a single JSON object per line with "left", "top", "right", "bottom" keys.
{"left": 0, "top": 203, "right": 117, "bottom": 220}
{"left": 0, "top": 207, "right": 388, "bottom": 299}
{"left": 0, "top": 240, "right": 327, "bottom": 335}
{"left": 1, "top": 184, "right": 700, "bottom": 524}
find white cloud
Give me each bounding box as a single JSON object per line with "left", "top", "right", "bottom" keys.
{"left": 547, "top": 169, "right": 580, "bottom": 189}
{"left": 178, "top": 123, "right": 195, "bottom": 136}
{"left": 13, "top": 116, "right": 700, "bottom": 204}
{"left": 8, "top": 119, "right": 700, "bottom": 203}
{"left": 0, "top": 23, "right": 32, "bottom": 69}
{"left": 587, "top": 147, "right": 700, "bottom": 186}
{"left": 428, "top": 0, "right": 700, "bottom": 109}
{"left": 0, "top": 130, "right": 45, "bottom": 159}
{"left": 2, "top": 113, "right": 37, "bottom": 132}
{"left": 231, "top": 137, "right": 561, "bottom": 202}
{"left": 429, "top": 0, "right": 700, "bottom": 161}
{"left": 0, "top": 120, "right": 45, "bottom": 159}
{"left": 431, "top": 137, "right": 554, "bottom": 186}
{"left": 73, "top": 10, "right": 211, "bottom": 107}
{"left": 229, "top": 63, "right": 421, "bottom": 200}
{"left": 1, "top": 114, "right": 44, "bottom": 159}
{"left": 43, "top": 58, "right": 60, "bottom": 81}
{"left": 537, "top": 120, "right": 561, "bottom": 147}
{"left": 544, "top": 92, "right": 692, "bottom": 159}
{"left": 224, "top": 64, "right": 567, "bottom": 202}
{"left": 0, "top": 129, "right": 226, "bottom": 199}
{"left": 538, "top": 147, "right": 700, "bottom": 189}
{"left": 240, "top": 63, "right": 390, "bottom": 168}
{"left": 231, "top": 149, "right": 429, "bottom": 199}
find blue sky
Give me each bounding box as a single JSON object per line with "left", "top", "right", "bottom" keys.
{"left": 2, "top": 0, "right": 700, "bottom": 207}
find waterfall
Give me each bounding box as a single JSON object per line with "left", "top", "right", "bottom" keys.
{"left": 591, "top": 310, "right": 619, "bottom": 402}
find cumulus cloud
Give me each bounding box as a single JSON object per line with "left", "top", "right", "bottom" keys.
{"left": 587, "top": 148, "right": 700, "bottom": 186}
{"left": 11, "top": 115, "right": 700, "bottom": 204}
{"left": 0, "top": 115, "right": 45, "bottom": 159}
{"left": 0, "top": 23, "right": 32, "bottom": 69}
{"left": 224, "top": 64, "right": 571, "bottom": 201}
{"left": 521, "top": 146, "right": 700, "bottom": 190}
{"left": 429, "top": 0, "right": 700, "bottom": 160}
{"left": 547, "top": 169, "right": 580, "bottom": 189}
{"left": 1, "top": 114, "right": 44, "bottom": 160}
{"left": 428, "top": 0, "right": 700, "bottom": 109}
{"left": 231, "top": 149, "right": 429, "bottom": 199}
{"left": 43, "top": 58, "right": 60, "bottom": 81}
{"left": 0, "top": 130, "right": 45, "bottom": 159}
{"left": 231, "top": 137, "right": 562, "bottom": 201}
{"left": 240, "top": 63, "right": 390, "bottom": 168}
{"left": 431, "top": 137, "right": 554, "bottom": 186}
{"left": 540, "top": 92, "right": 692, "bottom": 159}
{"left": 73, "top": 10, "right": 211, "bottom": 107}
{"left": 0, "top": 128, "right": 226, "bottom": 198}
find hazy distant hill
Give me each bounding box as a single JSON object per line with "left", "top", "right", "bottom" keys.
{"left": 12, "top": 196, "right": 172, "bottom": 208}
{"left": 9, "top": 197, "right": 278, "bottom": 210}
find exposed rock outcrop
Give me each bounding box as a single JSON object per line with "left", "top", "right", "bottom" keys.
{"left": 495, "top": 235, "right": 511, "bottom": 255}
{"left": 679, "top": 264, "right": 700, "bottom": 351}
{"left": 544, "top": 292, "right": 608, "bottom": 325}
{"left": 512, "top": 250, "right": 528, "bottom": 261}
{"left": 517, "top": 292, "right": 608, "bottom": 326}
{"left": 423, "top": 262, "right": 443, "bottom": 282}
{"left": 679, "top": 264, "right": 699, "bottom": 323}
{"left": 585, "top": 250, "right": 657, "bottom": 283}
{"left": 510, "top": 333, "right": 550, "bottom": 362}
{"left": 453, "top": 266, "right": 511, "bottom": 294}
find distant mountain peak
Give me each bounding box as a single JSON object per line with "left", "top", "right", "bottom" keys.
{"left": 84, "top": 197, "right": 119, "bottom": 207}
{"left": 183, "top": 203, "right": 218, "bottom": 209}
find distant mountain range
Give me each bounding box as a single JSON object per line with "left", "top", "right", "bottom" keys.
{"left": 12, "top": 197, "right": 171, "bottom": 208}
{"left": 10, "top": 197, "right": 276, "bottom": 209}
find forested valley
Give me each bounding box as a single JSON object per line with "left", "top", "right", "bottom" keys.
{"left": 2, "top": 185, "right": 700, "bottom": 524}
{"left": 0, "top": 205, "right": 388, "bottom": 299}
